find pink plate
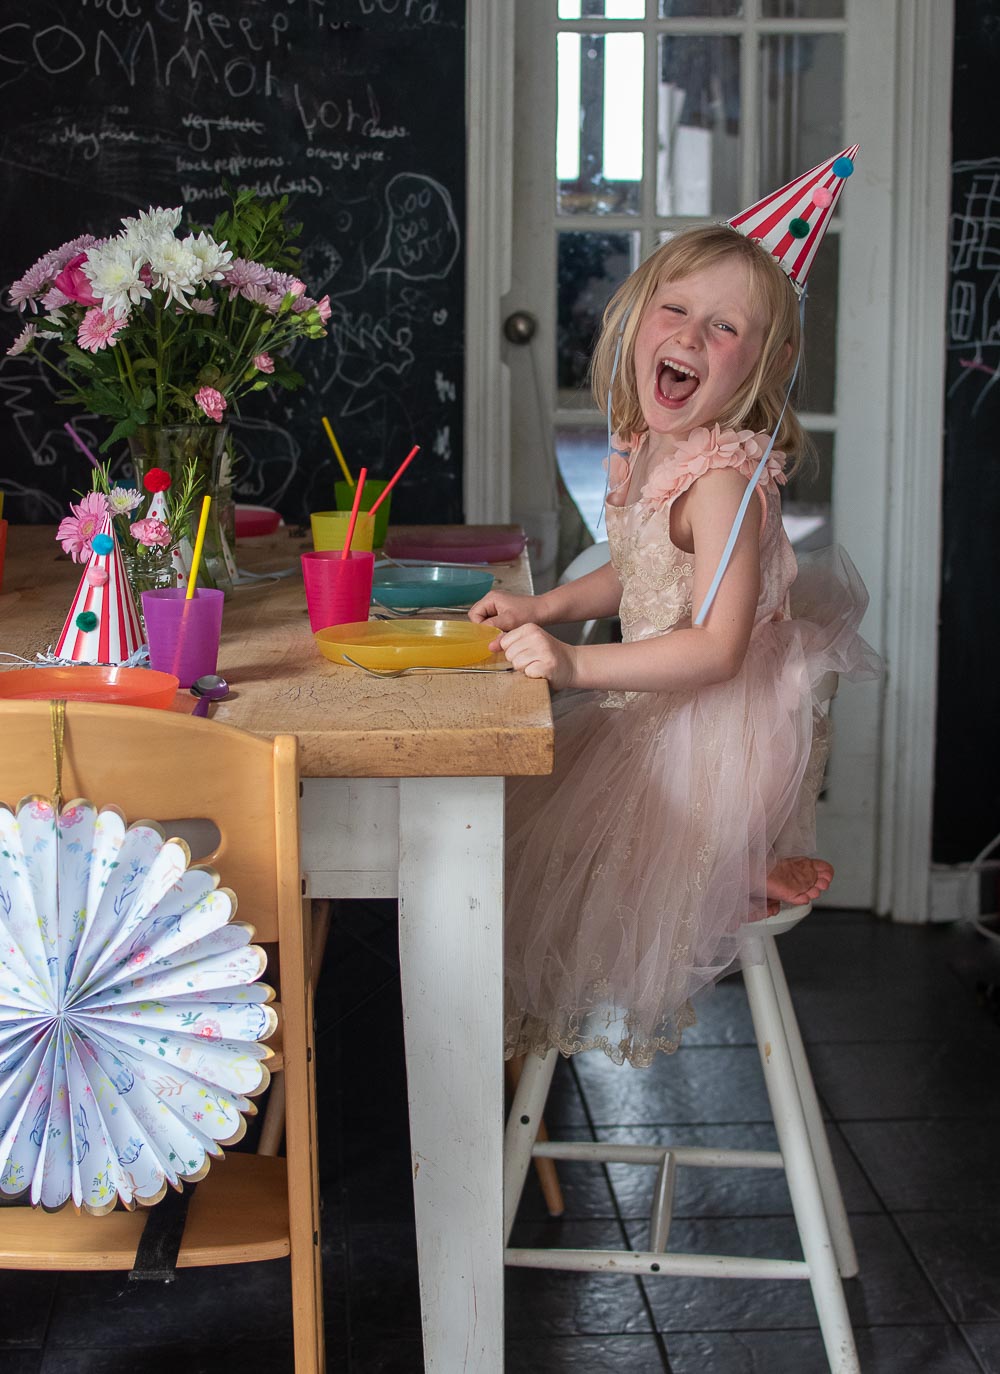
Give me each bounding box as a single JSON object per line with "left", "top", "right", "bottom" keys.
{"left": 235, "top": 505, "right": 282, "bottom": 538}
{"left": 384, "top": 525, "right": 527, "bottom": 564}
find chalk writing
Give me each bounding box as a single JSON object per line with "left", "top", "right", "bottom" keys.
{"left": 0, "top": 0, "right": 466, "bottom": 526}
{"left": 948, "top": 157, "right": 1000, "bottom": 412}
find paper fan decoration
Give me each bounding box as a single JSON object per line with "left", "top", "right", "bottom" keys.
{"left": 728, "top": 144, "right": 858, "bottom": 295}
{"left": 0, "top": 796, "right": 276, "bottom": 1213}
{"left": 54, "top": 512, "right": 144, "bottom": 664}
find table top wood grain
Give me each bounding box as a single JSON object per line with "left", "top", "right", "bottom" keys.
{"left": 0, "top": 524, "right": 553, "bottom": 779}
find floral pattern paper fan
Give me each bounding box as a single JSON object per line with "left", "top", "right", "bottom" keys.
{"left": 0, "top": 796, "right": 276, "bottom": 1214}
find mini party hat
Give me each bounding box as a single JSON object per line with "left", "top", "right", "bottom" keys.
{"left": 55, "top": 512, "right": 143, "bottom": 663}
{"left": 146, "top": 486, "right": 194, "bottom": 589}
{"left": 728, "top": 144, "right": 858, "bottom": 295}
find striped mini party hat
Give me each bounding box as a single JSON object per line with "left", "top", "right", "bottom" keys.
{"left": 55, "top": 512, "right": 144, "bottom": 663}
{"left": 728, "top": 144, "right": 858, "bottom": 296}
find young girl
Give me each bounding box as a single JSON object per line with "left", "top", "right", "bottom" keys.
{"left": 470, "top": 152, "right": 879, "bottom": 1068}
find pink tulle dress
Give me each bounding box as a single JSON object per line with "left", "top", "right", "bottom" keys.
{"left": 504, "top": 426, "right": 880, "bottom": 1067}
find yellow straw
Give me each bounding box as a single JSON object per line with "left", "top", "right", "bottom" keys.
{"left": 186, "top": 495, "right": 212, "bottom": 600}
{"left": 321, "top": 415, "right": 354, "bottom": 488}
{"left": 0, "top": 492, "right": 4, "bottom": 520}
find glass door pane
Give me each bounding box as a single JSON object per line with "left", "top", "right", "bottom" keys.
{"left": 557, "top": 32, "right": 645, "bottom": 215}
{"left": 657, "top": 35, "right": 742, "bottom": 217}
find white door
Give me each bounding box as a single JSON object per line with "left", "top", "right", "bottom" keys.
{"left": 504, "top": 0, "right": 898, "bottom": 906}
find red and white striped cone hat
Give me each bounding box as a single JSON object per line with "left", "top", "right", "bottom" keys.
{"left": 54, "top": 512, "right": 144, "bottom": 663}
{"left": 728, "top": 144, "right": 858, "bottom": 295}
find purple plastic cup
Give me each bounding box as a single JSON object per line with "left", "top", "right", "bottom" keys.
{"left": 301, "top": 549, "right": 374, "bottom": 633}
{"left": 141, "top": 587, "right": 225, "bottom": 690}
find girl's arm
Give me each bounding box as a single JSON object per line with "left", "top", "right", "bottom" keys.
{"left": 468, "top": 557, "right": 623, "bottom": 631}
{"left": 496, "top": 469, "right": 761, "bottom": 692}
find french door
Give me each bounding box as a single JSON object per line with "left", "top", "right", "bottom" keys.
{"left": 503, "top": 0, "right": 899, "bottom": 906}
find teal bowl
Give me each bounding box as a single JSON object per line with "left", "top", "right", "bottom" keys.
{"left": 371, "top": 565, "right": 494, "bottom": 610}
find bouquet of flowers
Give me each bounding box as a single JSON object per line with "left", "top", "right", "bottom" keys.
{"left": 7, "top": 190, "right": 330, "bottom": 448}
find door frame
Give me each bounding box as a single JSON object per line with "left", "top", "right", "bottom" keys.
{"left": 464, "top": 0, "right": 952, "bottom": 921}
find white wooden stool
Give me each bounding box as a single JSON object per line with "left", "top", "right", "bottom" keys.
{"left": 503, "top": 903, "right": 861, "bottom": 1374}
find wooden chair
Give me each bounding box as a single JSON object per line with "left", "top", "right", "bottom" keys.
{"left": 0, "top": 702, "right": 324, "bottom": 1374}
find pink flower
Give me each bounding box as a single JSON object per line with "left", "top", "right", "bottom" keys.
{"left": 267, "top": 271, "right": 306, "bottom": 298}
{"left": 315, "top": 294, "right": 332, "bottom": 324}
{"left": 7, "top": 323, "right": 37, "bottom": 356}
{"left": 641, "top": 423, "right": 787, "bottom": 508}
{"left": 253, "top": 352, "right": 274, "bottom": 373}
{"left": 56, "top": 491, "right": 108, "bottom": 562}
{"left": 189, "top": 297, "right": 216, "bottom": 315}
{"left": 77, "top": 308, "right": 124, "bottom": 353}
{"left": 195, "top": 1019, "right": 221, "bottom": 1040}
{"left": 222, "top": 257, "right": 271, "bottom": 300}
{"left": 194, "top": 385, "right": 227, "bottom": 422}
{"left": 52, "top": 252, "right": 101, "bottom": 307}
{"left": 129, "top": 516, "right": 172, "bottom": 548}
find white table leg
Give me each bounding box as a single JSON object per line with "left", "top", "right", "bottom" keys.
{"left": 398, "top": 776, "right": 505, "bottom": 1374}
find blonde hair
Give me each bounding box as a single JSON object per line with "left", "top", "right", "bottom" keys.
{"left": 590, "top": 225, "right": 809, "bottom": 473}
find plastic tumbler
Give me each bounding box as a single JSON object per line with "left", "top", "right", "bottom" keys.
{"left": 141, "top": 587, "right": 225, "bottom": 690}
{"left": 310, "top": 509, "right": 375, "bottom": 553}
{"left": 301, "top": 550, "right": 375, "bottom": 633}
{"left": 335, "top": 479, "right": 392, "bottom": 549}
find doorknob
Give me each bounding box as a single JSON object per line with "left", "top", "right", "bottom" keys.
{"left": 503, "top": 310, "right": 537, "bottom": 344}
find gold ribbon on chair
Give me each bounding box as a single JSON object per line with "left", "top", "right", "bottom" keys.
{"left": 49, "top": 698, "right": 66, "bottom": 812}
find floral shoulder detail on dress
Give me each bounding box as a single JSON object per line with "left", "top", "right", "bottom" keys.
{"left": 639, "top": 424, "right": 786, "bottom": 508}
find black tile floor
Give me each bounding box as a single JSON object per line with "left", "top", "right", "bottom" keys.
{"left": 3, "top": 901, "right": 1000, "bottom": 1373}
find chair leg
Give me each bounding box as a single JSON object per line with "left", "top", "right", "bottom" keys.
{"left": 504, "top": 1049, "right": 559, "bottom": 1243}
{"left": 764, "top": 937, "right": 859, "bottom": 1278}
{"left": 505, "top": 1055, "right": 565, "bottom": 1219}
{"left": 741, "top": 935, "right": 860, "bottom": 1374}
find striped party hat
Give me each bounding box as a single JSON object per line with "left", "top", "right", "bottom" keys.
{"left": 728, "top": 144, "right": 859, "bottom": 296}
{"left": 55, "top": 512, "right": 144, "bottom": 663}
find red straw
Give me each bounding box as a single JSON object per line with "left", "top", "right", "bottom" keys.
{"left": 368, "top": 445, "right": 419, "bottom": 515}
{"left": 341, "top": 466, "right": 368, "bottom": 560}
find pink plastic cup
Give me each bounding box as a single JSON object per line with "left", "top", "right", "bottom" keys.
{"left": 301, "top": 549, "right": 374, "bottom": 633}
{"left": 141, "top": 587, "right": 225, "bottom": 689}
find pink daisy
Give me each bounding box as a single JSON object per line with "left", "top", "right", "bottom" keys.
{"left": 77, "top": 308, "right": 125, "bottom": 353}
{"left": 194, "top": 385, "right": 227, "bottom": 422}
{"left": 56, "top": 491, "right": 108, "bottom": 562}
{"left": 6, "top": 323, "right": 38, "bottom": 357}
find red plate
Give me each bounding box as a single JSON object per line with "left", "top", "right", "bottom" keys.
{"left": 235, "top": 505, "right": 282, "bottom": 538}
{"left": 0, "top": 667, "right": 179, "bottom": 709}
{"left": 384, "top": 525, "right": 527, "bottom": 564}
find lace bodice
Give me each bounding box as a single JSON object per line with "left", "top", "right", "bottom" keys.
{"left": 605, "top": 425, "right": 798, "bottom": 643}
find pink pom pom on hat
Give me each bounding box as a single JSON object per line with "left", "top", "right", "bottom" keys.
{"left": 727, "top": 144, "right": 858, "bottom": 296}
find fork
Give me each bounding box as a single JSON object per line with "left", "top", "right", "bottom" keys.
{"left": 370, "top": 601, "right": 475, "bottom": 618}
{"left": 342, "top": 654, "right": 512, "bottom": 678}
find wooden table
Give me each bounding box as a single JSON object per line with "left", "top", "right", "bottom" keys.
{"left": 0, "top": 524, "right": 554, "bottom": 1373}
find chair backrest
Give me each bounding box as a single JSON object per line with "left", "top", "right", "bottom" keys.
{"left": 558, "top": 540, "right": 611, "bottom": 585}
{"left": 0, "top": 702, "right": 299, "bottom": 943}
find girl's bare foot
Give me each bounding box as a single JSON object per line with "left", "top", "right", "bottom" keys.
{"left": 764, "top": 857, "right": 834, "bottom": 916}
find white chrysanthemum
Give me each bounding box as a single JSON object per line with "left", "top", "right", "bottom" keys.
{"left": 147, "top": 237, "right": 201, "bottom": 308}
{"left": 120, "top": 205, "right": 183, "bottom": 246}
{"left": 84, "top": 240, "right": 149, "bottom": 319}
{"left": 183, "top": 231, "right": 233, "bottom": 283}
{"left": 107, "top": 485, "right": 144, "bottom": 516}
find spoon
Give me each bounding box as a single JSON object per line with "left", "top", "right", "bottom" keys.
{"left": 190, "top": 673, "right": 230, "bottom": 716}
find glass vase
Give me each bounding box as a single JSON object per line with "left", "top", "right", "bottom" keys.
{"left": 124, "top": 546, "right": 177, "bottom": 634}
{"left": 128, "top": 424, "right": 236, "bottom": 596}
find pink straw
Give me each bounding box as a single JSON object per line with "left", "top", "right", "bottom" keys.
{"left": 368, "top": 445, "right": 419, "bottom": 515}
{"left": 341, "top": 466, "right": 368, "bottom": 560}
{"left": 64, "top": 421, "right": 101, "bottom": 469}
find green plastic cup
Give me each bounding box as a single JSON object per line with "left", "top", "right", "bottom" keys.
{"left": 335, "top": 479, "right": 391, "bottom": 549}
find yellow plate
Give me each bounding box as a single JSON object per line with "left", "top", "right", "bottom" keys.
{"left": 315, "top": 619, "right": 500, "bottom": 670}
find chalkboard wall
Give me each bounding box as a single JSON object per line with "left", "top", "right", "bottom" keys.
{"left": 0, "top": 0, "right": 466, "bottom": 527}
{"left": 934, "top": 0, "right": 1000, "bottom": 863}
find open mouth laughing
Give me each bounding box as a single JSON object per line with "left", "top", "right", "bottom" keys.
{"left": 656, "top": 358, "right": 701, "bottom": 406}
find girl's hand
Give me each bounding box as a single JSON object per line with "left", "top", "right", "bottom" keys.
{"left": 468, "top": 589, "right": 542, "bottom": 631}
{"left": 496, "top": 623, "right": 578, "bottom": 690}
